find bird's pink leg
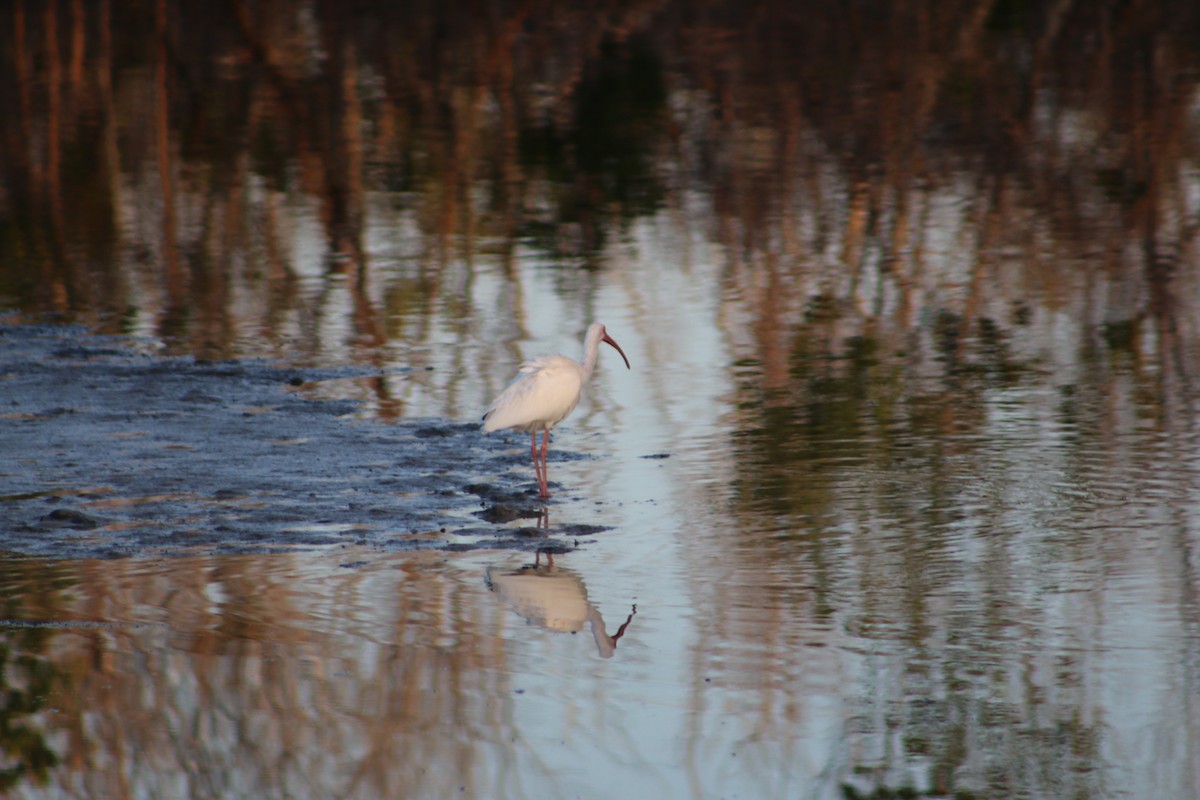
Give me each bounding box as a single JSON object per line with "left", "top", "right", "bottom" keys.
{"left": 530, "top": 432, "right": 545, "bottom": 496}
{"left": 538, "top": 430, "right": 551, "bottom": 498}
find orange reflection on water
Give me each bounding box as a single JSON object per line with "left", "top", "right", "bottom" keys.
{"left": 1, "top": 551, "right": 527, "bottom": 799}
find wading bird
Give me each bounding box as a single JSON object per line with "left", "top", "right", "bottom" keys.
{"left": 482, "top": 323, "right": 630, "bottom": 499}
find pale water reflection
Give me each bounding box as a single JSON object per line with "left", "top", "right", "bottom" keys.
{"left": 487, "top": 554, "right": 637, "bottom": 659}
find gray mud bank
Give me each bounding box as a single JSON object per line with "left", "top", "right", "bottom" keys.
{"left": 0, "top": 321, "right": 604, "bottom": 559}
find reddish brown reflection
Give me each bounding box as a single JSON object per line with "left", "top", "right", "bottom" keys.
{"left": 2, "top": 1, "right": 1194, "bottom": 355}
{"left": 0, "top": 553, "right": 524, "bottom": 798}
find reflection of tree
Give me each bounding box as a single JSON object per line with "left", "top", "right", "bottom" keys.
{"left": 0, "top": 638, "right": 59, "bottom": 792}
{"left": 519, "top": 33, "right": 667, "bottom": 260}
{"left": 2, "top": 0, "right": 1198, "bottom": 372}
{"left": 705, "top": 277, "right": 1144, "bottom": 796}
{"left": 0, "top": 571, "right": 65, "bottom": 794}
{"left": 9, "top": 554, "right": 531, "bottom": 798}
{"left": 689, "top": 263, "right": 1200, "bottom": 795}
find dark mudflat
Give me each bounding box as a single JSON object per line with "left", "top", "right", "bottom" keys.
{"left": 0, "top": 320, "right": 597, "bottom": 559}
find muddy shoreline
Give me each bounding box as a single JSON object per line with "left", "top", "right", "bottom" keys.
{"left": 0, "top": 320, "right": 602, "bottom": 559}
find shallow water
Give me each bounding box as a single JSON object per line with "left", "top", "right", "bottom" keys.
{"left": 5, "top": 309, "right": 1200, "bottom": 798}
{"left": 4, "top": 2, "right": 1200, "bottom": 798}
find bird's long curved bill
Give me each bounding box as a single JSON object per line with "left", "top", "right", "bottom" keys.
{"left": 602, "top": 334, "right": 631, "bottom": 369}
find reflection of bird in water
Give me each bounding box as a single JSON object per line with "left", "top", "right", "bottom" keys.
{"left": 482, "top": 323, "right": 630, "bottom": 499}
{"left": 486, "top": 552, "right": 637, "bottom": 658}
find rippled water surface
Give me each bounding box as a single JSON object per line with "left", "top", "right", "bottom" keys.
{"left": 4, "top": 1, "right": 1200, "bottom": 798}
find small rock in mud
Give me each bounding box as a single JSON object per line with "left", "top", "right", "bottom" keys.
{"left": 52, "top": 346, "right": 124, "bottom": 359}
{"left": 38, "top": 509, "right": 104, "bottom": 529}
{"left": 181, "top": 389, "right": 221, "bottom": 404}
{"left": 415, "top": 425, "right": 456, "bottom": 438}
{"left": 557, "top": 523, "right": 609, "bottom": 537}
{"left": 532, "top": 541, "right": 574, "bottom": 555}
{"left": 464, "top": 483, "right": 535, "bottom": 505}
{"left": 475, "top": 504, "right": 543, "bottom": 524}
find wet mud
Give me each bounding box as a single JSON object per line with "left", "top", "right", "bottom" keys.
{"left": 0, "top": 321, "right": 602, "bottom": 559}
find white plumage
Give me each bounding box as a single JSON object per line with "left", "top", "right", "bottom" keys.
{"left": 482, "top": 356, "right": 585, "bottom": 433}
{"left": 482, "top": 323, "right": 630, "bottom": 498}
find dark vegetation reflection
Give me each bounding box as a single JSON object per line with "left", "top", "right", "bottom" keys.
{"left": 0, "top": 565, "right": 65, "bottom": 793}
{"left": 6, "top": 2, "right": 1195, "bottom": 344}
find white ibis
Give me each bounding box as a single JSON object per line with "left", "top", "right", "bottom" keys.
{"left": 482, "top": 323, "right": 630, "bottom": 498}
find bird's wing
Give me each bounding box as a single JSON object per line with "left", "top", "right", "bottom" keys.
{"left": 482, "top": 356, "right": 583, "bottom": 432}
